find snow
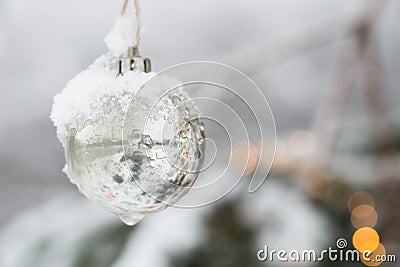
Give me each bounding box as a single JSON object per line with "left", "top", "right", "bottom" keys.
{"left": 50, "top": 53, "right": 154, "bottom": 145}
{"left": 105, "top": 17, "right": 137, "bottom": 57}
{"left": 0, "top": 194, "right": 117, "bottom": 267}
{"left": 50, "top": 17, "right": 156, "bottom": 146}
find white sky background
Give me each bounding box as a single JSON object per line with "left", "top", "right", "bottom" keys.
{"left": 0, "top": 0, "right": 399, "bottom": 228}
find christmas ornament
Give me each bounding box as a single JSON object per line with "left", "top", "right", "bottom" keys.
{"left": 51, "top": 2, "right": 205, "bottom": 225}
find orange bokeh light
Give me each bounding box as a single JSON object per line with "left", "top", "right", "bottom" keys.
{"left": 353, "top": 227, "right": 380, "bottom": 253}
{"left": 361, "top": 243, "right": 387, "bottom": 266}
{"left": 351, "top": 205, "right": 378, "bottom": 229}
{"left": 348, "top": 191, "right": 375, "bottom": 212}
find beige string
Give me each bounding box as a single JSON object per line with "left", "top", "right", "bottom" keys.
{"left": 120, "top": 0, "right": 129, "bottom": 15}
{"left": 120, "top": 0, "right": 141, "bottom": 48}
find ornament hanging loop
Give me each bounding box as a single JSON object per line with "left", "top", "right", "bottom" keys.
{"left": 118, "top": 0, "right": 150, "bottom": 75}
{"left": 117, "top": 46, "right": 151, "bottom": 75}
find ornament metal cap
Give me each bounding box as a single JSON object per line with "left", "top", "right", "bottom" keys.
{"left": 117, "top": 46, "right": 151, "bottom": 76}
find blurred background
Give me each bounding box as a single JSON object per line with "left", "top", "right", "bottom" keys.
{"left": 0, "top": 0, "right": 399, "bottom": 266}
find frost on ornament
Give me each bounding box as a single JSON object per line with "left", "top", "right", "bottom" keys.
{"left": 50, "top": 17, "right": 205, "bottom": 226}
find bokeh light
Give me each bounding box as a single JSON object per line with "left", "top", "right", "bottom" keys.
{"left": 272, "top": 139, "right": 287, "bottom": 170}
{"left": 230, "top": 141, "right": 259, "bottom": 176}
{"left": 351, "top": 205, "right": 378, "bottom": 229}
{"left": 353, "top": 227, "right": 380, "bottom": 253}
{"left": 348, "top": 191, "right": 375, "bottom": 212}
{"left": 288, "top": 130, "right": 316, "bottom": 158}
{"left": 361, "top": 243, "right": 387, "bottom": 267}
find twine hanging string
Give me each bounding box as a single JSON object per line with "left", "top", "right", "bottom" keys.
{"left": 120, "top": 0, "right": 141, "bottom": 48}
{"left": 120, "top": 0, "right": 129, "bottom": 15}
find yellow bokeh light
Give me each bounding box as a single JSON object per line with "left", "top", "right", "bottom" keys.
{"left": 353, "top": 227, "right": 380, "bottom": 253}
{"left": 351, "top": 205, "right": 378, "bottom": 229}
{"left": 348, "top": 191, "right": 375, "bottom": 212}
{"left": 288, "top": 130, "right": 316, "bottom": 158}
{"left": 361, "top": 243, "right": 386, "bottom": 266}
